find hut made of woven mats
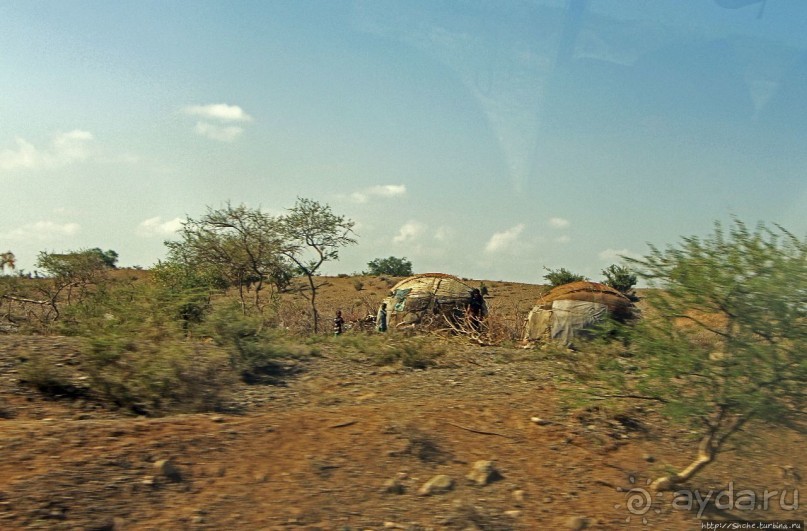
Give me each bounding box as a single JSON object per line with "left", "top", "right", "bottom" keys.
{"left": 378, "top": 273, "right": 486, "bottom": 328}
{"left": 523, "top": 281, "right": 635, "bottom": 346}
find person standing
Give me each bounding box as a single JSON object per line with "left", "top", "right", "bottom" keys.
{"left": 466, "top": 288, "right": 485, "bottom": 332}
{"left": 333, "top": 310, "right": 345, "bottom": 335}
{"left": 376, "top": 302, "right": 388, "bottom": 332}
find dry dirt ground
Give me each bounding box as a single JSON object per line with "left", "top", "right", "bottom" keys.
{"left": 0, "top": 276, "right": 803, "bottom": 530}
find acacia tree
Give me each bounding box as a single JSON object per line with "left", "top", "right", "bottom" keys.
{"left": 365, "top": 256, "right": 413, "bottom": 276}
{"left": 278, "top": 198, "right": 356, "bottom": 333}
{"left": 624, "top": 220, "right": 806, "bottom": 490}
{"left": 36, "top": 249, "right": 109, "bottom": 304}
{"left": 0, "top": 251, "right": 15, "bottom": 272}
{"left": 24, "top": 249, "right": 113, "bottom": 320}
{"left": 87, "top": 248, "right": 119, "bottom": 269}
{"left": 164, "top": 203, "right": 291, "bottom": 312}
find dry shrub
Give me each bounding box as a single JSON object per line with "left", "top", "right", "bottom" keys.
{"left": 381, "top": 336, "right": 446, "bottom": 368}
{"left": 271, "top": 298, "right": 314, "bottom": 334}
{"left": 439, "top": 301, "right": 528, "bottom": 346}
{"left": 399, "top": 427, "right": 451, "bottom": 463}
{"left": 18, "top": 347, "right": 85, "bottom": 398}
{"left": 332, "top": 334, "right": 446, "bottom": 368}
{"left": 83, "top": 336, "right": 234, "bottom": 415}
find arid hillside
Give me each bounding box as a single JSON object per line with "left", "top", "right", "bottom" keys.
{"left": 0, "top": 275, "right": 802, "bottom": 530}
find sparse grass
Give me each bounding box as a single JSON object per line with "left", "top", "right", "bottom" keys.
{"left": 328, "top": 333, "right": 447, "bottom": 368}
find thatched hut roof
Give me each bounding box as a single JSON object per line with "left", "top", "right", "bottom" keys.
{"left": 536, "top": 281, "right": 634, "bottom": 318}
{"left": 381, "top": 273, "right": 485, "bottom": 327}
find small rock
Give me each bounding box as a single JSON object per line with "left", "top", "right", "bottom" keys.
{"left": 417, "top": 474, "right": 454, "bottom": 496}
{"left": 504, "top": 510, "right": 522, "bottom": 518}
{"left": 154, "top": 459, "right": 182, "bottom": 482}
{"left": 643, "top": 453, "right": 655, "bottom": 463}
{"left": 543, "top": 495, "right": 554, "bottom": 504}
{"left": 566, "top": 516, "right": 589, "bottom": 530}
{"left": 530, "top": 417, "right": 552, "bottom": 426}
{"left": 382, "top": 478, "right": 405, "bottom": 494}
{"left": 465, "top": 460, "right": 502, "bottom": 486}
{"left": 512, "top": 489, "right": 526, "bottom": 503}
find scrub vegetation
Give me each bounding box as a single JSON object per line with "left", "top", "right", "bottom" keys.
{"left": 0, "top": 212, "right": 804, "bottom": 528}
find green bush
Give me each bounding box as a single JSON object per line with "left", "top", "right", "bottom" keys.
{"left": 202, "top": 302, "right": 313, "bottom": 382}
{"left": 54, "top": 280, "right": 235, "bottom": 414}
{"left": 542, "top": 267, "right": 586, "bottom": 288}
{"left": 602, "top": 264, "right": 638, "bottom": 299}
{"left": 83, "top": 334, "right": 233, "bottom": 415}
{"left": 57, "top": 280, "right": 187, "bottom": 341}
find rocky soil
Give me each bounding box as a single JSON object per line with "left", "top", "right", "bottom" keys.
{"left": 0, "top": 333, "right": 803, "bottom": 530}
{"left": 0, "top": 276, "right": 803, "bottom": 530}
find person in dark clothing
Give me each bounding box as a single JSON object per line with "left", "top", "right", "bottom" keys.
{"left": 376, "top": 303, "right": 388, "bottom": 332}
{"left": 466, "top": 288, "right": 485, "bottom": 332}
{"left": 333, "top": 310, "right": 345, "bottom": 335}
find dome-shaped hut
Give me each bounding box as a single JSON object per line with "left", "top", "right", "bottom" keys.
{"left": 378, "top": 273, "right": 487, "bottom": 329}
{"left": 522, "top": 281, "right": 634, "bottom": 346}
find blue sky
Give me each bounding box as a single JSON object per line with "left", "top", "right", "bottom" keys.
{"left": 1, "top": 0, "right": 805, "bottom": 283}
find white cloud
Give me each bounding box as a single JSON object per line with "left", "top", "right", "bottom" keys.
{"left": 182, "top": 103, "right": 253, "bottom": 142}
{"left": 0, "top": 130, "right": 94, "bottom": 171}
{"left": 370, "top": 184, "right": 406, "bottom": 198}
{"left": 194, "top": 122, "right": 244, "bottom": 142}
{"left": 0, "top": 221, "right": 80, "bottom": 240}
{"left": 183, "top": 103, "right": 253, "bottom": 122}
{"left": 549, "top": 217, "right": 570, "bottom": 229}
{"left": 393, "top": 220, "right": 426, "bottom": 243}
{"left": 137, "top": 216, "right": 184, "bottom": 237}
{"left": 555, "top": 235, "right": 570, "bottom": 243}
{"left": 349, "top": 184, "right": 407, "bottom": 203}
{"left": 598, "top": 248, "right": 642, "bottom": 262}
{"left": 485, "top": 223, "right": 525, "bottom": 253}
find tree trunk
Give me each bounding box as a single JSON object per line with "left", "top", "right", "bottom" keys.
{"left": 651, "top": 410, "right": 748, "bottom": 491}
{"left": 305, "top": 272, "right": 318, "bottom": 333}
{"left": 651, "top": 434, "right": 716, "bottom": 491}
